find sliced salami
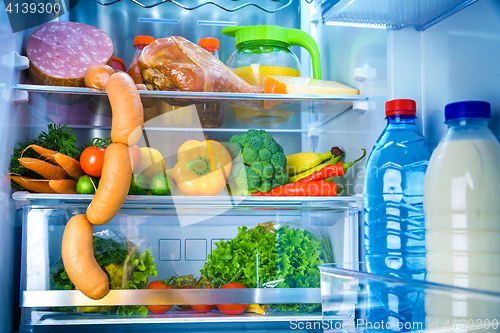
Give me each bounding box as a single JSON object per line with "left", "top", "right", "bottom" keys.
{"left": 27, "top": 21, "right": 114, "bottom": 87}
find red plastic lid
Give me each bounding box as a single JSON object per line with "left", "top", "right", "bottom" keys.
{"left": 199, "top": 37, "right": 220, "bottom": 49}
{"left": 110, "top": 57, "right": 126, "bottom": 72}
{"left": 134, "top": 35, "right": 155, "bottom": 46}
{"left": 385, "top": 99, "right": 416, "bottom": 117}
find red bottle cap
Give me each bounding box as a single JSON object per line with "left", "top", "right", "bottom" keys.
{"left": 134, "top": 35, "right": 155, "bottom": 46}
{"left": 385, "top": 99, "right": 416, "bottom": 117}
{"left": 110, "top": 57, "right": 126, "bottom": 72}
{"left": 199, "top": 37, "right": 220, "bottom": 50}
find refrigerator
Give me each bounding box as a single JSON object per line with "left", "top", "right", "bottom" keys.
{"left": 1, "top": 0, "right": 499, "bottom": 332}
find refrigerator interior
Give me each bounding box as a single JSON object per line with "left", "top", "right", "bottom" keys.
{"left": 0, "top": 0, "right": 499, "bottom": 332}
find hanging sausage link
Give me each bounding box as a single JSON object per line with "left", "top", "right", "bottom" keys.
{"left": 61, "top": 70, "right": 144, "bottom": 299}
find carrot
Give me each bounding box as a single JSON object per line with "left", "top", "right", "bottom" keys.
{"left": 24, "top": 144, "right": 58, "bottom": 164}
{"left": 54, "top": 153, "right": 84, "bottom": 180}
{"left": 49, "top": 179, "right": 77, "bottom": 194}
{"left": 19, "top": 157, "right": 67, "bottom": 180}
{"left": 9, "top": 175, "right": 55, "bottom": 193}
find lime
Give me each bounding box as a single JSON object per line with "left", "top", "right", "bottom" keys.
{"left": 150, "top": 173, "right": 171, "bottom": 195}
{"left": 76, "top": 175, "right": 98, "bottom": 194}
{"left": 129, "top": 174, "right": 149, "bottom": 195}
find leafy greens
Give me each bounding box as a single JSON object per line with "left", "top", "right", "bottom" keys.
{"left": 51, "top": 233, "right": 158, "bottom": 316}
{"left": 201, "top": 224, "right": 333, "bottom": 313}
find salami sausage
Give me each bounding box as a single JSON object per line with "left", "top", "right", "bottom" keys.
{"left": 61, "top": 214, "right": 110, "bottom": 300}
{"left": 27, "top": 21, "right": 114, "bottom": 87}
{"left": 84, "top": 64, "right": 115, "bottom": 91}
{"left": 86, "top": 143, "right": 132, "bottom": 226}
{"left": 106, "top": 72, "right": 144, "bottom": 146}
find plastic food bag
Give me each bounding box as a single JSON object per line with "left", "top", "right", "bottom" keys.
{"left": 51, "top": 228, "right": 158, "bottom": 315}
{"left": 200, "top": 220, "right": 333, "bottom": 314}
{"left": 138, "top": 37, "right": 262, "bottom": 94}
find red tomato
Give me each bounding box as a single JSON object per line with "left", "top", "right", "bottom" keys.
{"left": 130, "top": 145, "right": 142, "bottom": 171}
{"left": 216, "top": 282, "right": 248, "bottom": 315}
{"left": 191, "top": 285, "right": 216, "bottom": 313}
{"left": 80, "top": 146, "right": 105, "bottom": 177}
{"left": 146, "top": 280, "right": 173, "bottom": 314}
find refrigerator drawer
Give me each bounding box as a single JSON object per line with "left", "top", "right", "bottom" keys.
{"left": 18, "top": 194, "right": 361, "bottom": 326}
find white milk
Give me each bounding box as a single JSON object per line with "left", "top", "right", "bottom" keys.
{"left": 424, "top": 138, "right": 500, "bottom": 280}
{"left": 424, "top": 139, "right": 500, "bottom": 233}
{"left": 424, "top": 138, "right": 500, "bottom": 324}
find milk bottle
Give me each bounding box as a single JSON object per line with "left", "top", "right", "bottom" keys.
{"left": 423, "top": 101, "right": 500, "bottom": 324}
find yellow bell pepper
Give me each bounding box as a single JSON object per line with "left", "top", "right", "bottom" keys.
{"left": 173, "top": 140, "right": 232, "bottom": 196}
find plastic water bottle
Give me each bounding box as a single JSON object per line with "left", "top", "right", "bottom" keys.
{"left": 364, "top": 99, "right": 431, "bottom": 329}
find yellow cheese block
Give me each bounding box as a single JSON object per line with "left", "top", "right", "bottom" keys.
{"left": 268, "top": 76, "right": 359, "bottom": 95}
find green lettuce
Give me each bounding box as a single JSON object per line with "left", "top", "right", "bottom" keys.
{"left": 201, "top": 224, "right": 332, "bottom": 313}
{"left": 51, "top": 235, "right": 157, "bottom": 316}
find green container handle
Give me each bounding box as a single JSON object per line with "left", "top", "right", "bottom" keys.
{"left": 222, "top": 25, "right": 322, "bottom": 80}
{"left": 286, "top": 29, "right": 321, "bottom": 80}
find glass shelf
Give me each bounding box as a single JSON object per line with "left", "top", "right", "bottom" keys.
{"left": 17, "top": 84, "right": 363, "bottom": 128}
{"left": 25, "top": 308, "right": 322, "bottom": 326}
{"left": 322, "top": 0, "right": 480, "bottom": 31}
{"left": 13, "top": 191, "right": 364, "bottom": 207}
{"left": 17, "top": 84, "right": 364, "bottom": 112}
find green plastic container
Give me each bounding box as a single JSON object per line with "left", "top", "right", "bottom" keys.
{"left": 222, "top": 25, "right": 321, "bottom": 80}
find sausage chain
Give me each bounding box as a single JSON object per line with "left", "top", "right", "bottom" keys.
{"left": 61, "top": 68, "right": 144, "bottom": 299}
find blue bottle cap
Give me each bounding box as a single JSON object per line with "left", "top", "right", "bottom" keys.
{"left": 445, "top": 101, "right": 491, "bottom": 121}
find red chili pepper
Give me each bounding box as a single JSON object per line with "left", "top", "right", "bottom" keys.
{"left": 251, "top": 180, "right": 337, "bottom": 196}
{"left": 298, "top": 149, "right": 366, "bottom": 183}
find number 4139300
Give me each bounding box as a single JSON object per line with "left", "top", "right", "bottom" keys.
{"left": 5, "top": 2, "right": 62, "bottom": 14}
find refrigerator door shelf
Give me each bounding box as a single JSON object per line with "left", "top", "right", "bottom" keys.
{"left": 319, "top": 263, "right": 500, "bottom": 331}
{"left": 321, "top": 0, "right": 480, "bottom": 31}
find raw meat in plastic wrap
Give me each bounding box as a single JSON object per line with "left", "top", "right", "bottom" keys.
{"left": 138, "top": 36, "right": 261, "bottom": 93}
{"left": 138, "top": 37, "right": 266, "bottom": 109}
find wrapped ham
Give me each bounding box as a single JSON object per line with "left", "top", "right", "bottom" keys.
{"left": 138, "top": 37, "right": 262, "bottom": 93}
{"left": 27, "top": 22, "right": 114, "bottom": 87}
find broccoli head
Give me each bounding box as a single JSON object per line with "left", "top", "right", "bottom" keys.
{"left": 274, "top": 171, "right": 290, "bottom": 186}
{"left": 258, "top": 148, "right": 272, "bottom": 162}
{"left": 261, "top": 162, "right": 274, "bottom": 180}
{"left": 259, "top": 180, "right": 272, "bottom": 193}
{"left": 228, "top": 129, "right": 288, "bottom": 194}
{"left": 242, "top": 147, "right": 259, "bottom": 164}
{"left": 271, "top": 152, "right": 287, "bottom": 173}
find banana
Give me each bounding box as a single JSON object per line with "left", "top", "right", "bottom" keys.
{"left": 290, "top": 151, "right": 344, "bottom": 183}
{"left": 286, "top": 147, "right": 342, "bottom": 176}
